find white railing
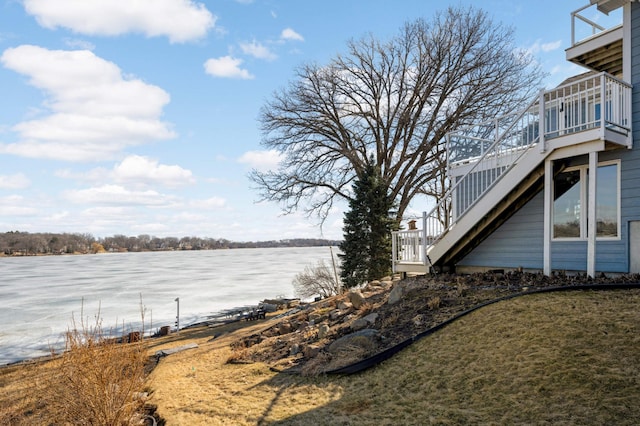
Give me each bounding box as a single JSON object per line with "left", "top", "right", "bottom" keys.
{"left": 543, "top": 72, "right": 631, "bottom": 144}
{"left": 392, "top": 72, "right": 631, "bottom": 271}
{"left": 571, "top": 3, "right": 607, "bottom": 46}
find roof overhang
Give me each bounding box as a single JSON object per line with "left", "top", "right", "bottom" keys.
{"left": 590, "top": 0, "right": 629, "bottom": 14}
{"left": 566, "top": 24, "right": 623, "bottom": 75}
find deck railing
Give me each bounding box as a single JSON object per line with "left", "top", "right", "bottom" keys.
{"left": 392, "top": 72, "right": 631, "bottom": 271}
{"left": 570, "top": 3, "right": 621, "bottom": 46}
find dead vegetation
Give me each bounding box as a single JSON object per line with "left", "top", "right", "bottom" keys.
{"left": 227, "top": 271, "right": 640, "bottom": 375}
{"left": 1, "top": 315, "right": 149, "bottom": 425}
{"left": 3, "top": 271, "right": 640, "bottom": 425}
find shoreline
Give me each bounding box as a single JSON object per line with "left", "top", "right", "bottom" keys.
{"left": 0, "top": 296, "right": 302, "bottom": 368}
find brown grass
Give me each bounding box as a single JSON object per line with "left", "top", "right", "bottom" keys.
{"left": 1, "top": 316, "right": 148, "bottom": 425}
{"left": 145, "top": 289, "right": 640, "bottom": 425}
{"left": 3, "top": 289, "right": 640, "bottom": 425}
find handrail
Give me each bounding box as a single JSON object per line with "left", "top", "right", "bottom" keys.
{"left": 392, "top": 71, "right": 632, "bottom": 270}
{"left": 392, "top": 96, "right": 541, "bottom": 269}
{"left": 570, "top": 3, "right": 621, "bottom": 46}
{"left": 571, "top": 3, "right": 605, "bottom": 45}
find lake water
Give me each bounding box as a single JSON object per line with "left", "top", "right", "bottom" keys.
{"left": 0, "top": 246, "right": 337, "bottom": 365}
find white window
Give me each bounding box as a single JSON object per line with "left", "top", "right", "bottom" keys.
{"left": 552, "top": 160, "right": 620, "bottom": 240}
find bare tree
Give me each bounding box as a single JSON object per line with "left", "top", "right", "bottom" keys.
{"left": 251, "top": 6, "right": 544, "bottom": 225}
{"left": 292, "top": 260, "right": 341, "bottom": 300}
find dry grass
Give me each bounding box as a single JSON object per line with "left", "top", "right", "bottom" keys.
{"left": 4, "top": 289, "right": 640, "bottom": 425}
{"left": 1, "top": 317, "right": 148, "bottom": 425}
{"left": 140, "top": 288, "right": 640, "bottom": 425}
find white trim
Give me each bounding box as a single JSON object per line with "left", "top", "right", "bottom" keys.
{"left": 544, "top": 159, "right": 552, "bottom": 276}
{"left": 588, "top": 152, "right": 598, "bottom": 277}
{"left": 551, "top": 159, "right": 622, "bottom": 242}
{"left": 623, "top": 3, "right": 633, "bottom": 148}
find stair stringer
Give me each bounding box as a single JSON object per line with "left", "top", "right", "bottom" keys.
{"left": 427, "top": 137, "right": 608, "bottom": 268}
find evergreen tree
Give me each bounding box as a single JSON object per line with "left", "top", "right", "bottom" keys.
{"left": 339, "top": 162, "right": 396, "bottom": 289}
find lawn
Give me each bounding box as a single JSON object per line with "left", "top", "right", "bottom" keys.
{"left": 146, "top": 289, "right": 640, "bottom": 425}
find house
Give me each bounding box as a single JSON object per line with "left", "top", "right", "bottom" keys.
{"left": 392, "top": 0, "right": 640, "bottom": 277}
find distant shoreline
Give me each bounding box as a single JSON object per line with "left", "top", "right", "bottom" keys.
{"left": 0, "top": 239, "right": 340, "bottom": 257}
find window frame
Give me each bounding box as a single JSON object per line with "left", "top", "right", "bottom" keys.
{"left": 551, "top": 159, "right": 621, "bottom": 242}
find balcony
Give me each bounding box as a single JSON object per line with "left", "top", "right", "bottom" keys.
{"left": 392, "top": 72, "right": 631, "bottom": 274}
{"left": 566, "top": 3, "right": 623, "bottom": 76}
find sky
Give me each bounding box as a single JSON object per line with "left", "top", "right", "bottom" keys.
{"left": 0, "top": 0, "right": 623, "bottom": 242}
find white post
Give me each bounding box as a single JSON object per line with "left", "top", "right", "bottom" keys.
{"left": 175, "top": 297, "right": 180, "bottom": 334}
{"left": 543, "top": 158, "right": 552, "bottom": 276}
{"left": 600, "top": 74, "right": 606, "bottom": 137}
{"left": 422, "top": 211, "right": 428, "bottom": 267}
{"left": 539, "top": 88, "right": 546, "bottom": 153}
{"left": 587, "top": 152, "right": 598, "bottom": 277}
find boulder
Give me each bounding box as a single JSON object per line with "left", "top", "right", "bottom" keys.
{"left": 304, "top": 344, "right": 321, "bottom": 358}
{"left": 350, "top": 318, "right": 368, "bottom": 331}
{"left": 278, "top": 322, "right": 293, "bottom": 334}
{"left": 317, "top": 323, "right": 330, "bottom": 339}
{"left": 387, "top": 284, "right": 404, "bottom": 305}
{"left": 348, "top": 290, "right": 366, "bottom": 309}
{"left": 363, "top": 313, "right": 378, "bottom": 324}
{"left": 328, "top": 329, "right": 378, "bottom": 354}
{"left": 350, "top": 313, "right": 378, "bottom": 331}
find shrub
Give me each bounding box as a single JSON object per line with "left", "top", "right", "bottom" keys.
{"left": 293, "top": 259, "right": 341, "bottom": 300}
{"left": 45, "top": 315, "right": 147, "bottom": 425}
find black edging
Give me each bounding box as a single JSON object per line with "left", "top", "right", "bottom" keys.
{"left": 326, "top": 283, "right": 640, "bottom": 375}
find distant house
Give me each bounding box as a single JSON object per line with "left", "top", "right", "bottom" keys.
{"left": 393, "top": 0, "right": 639, "bottom": 277}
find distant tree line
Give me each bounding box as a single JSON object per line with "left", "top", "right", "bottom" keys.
{"left": 0, "top": 231, "right": 340, "bottom": 256}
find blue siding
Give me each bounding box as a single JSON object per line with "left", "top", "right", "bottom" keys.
{"left": 456, "top": 2, "right": 640, "bottom": 273}
{"left": 457, "top": 192, "right": 544, "bottom": 270}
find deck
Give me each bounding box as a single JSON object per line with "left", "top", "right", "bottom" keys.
{"left": 392, "top": 71, "right": 631, "bottom": 274}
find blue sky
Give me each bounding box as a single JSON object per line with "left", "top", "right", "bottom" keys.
{"left": 0, "top": 0, "right": 622, "bottom": 242}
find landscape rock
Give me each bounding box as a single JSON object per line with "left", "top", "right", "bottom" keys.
{"left": 387, "top": 283, "right": 404, "bottom": 305}
{"left": 350, "top": 313, "right": 378, "bottom": 331}
{"left": 304, "top": 344, "right": 321, "bottom": 358}
{"left": 278, "top": 322, "right": 293, "bottom": 334}
{"left": 348, "top": 290, "right": 366, "bottom": 309}
{"left": 290, "top": 344, "right": 300, "bottom": 356}
{"left": 350, "top": 318, "right": 369, "bottom": 331}
{"left": 329, "top": 309, "right": 342, "bottom": 321}
{"left": 261, "top": 303, "right": 278, "bottom": 313}
{"left": 328, "top": 329, "right": 378, "bottom": 354}
{"left": 363, "top": 313, "right": 378, "bottom": 324}
{"left": 338, "top": 301, "right": 352, "bottom": 311}
{"left": 317, "top": 323, "right": 330, "bottom": 339}
{"left": 308, "top": 312, "right": 327, "bottom": 324}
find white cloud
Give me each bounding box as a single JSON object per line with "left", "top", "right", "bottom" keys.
{"left": 204, "top": 56, "right": 254, "bottom": 79}
{"left": 64, "top": 184, "right": 177, "bottom": 206}
{"left": 0, "top": 195, "right": 38, "bottom": 216}
{"left": 0, "top": 45, "right": 175, "bottom": 161}
{"left": 192, "top": 197, "right": 226, "bottom": 209}
{"left": 0, "top": 173, "right": 30, "bottom": 189}
{"left": 239, "top": 40, "right": 277, "bottom": 61}
{"left": 526, "top": 39, "right": 562, "bottom": 55}
{"left": 112, "top": 155, "right": 195, "bottom": 187}
{"left": 281, "top": 28, "right": 304, "bottom": 42}
{"left": 63, "top": 38, "right": 95, "bottom": 50}
{"left": 238, "top": 149, "right": 282, "bottom": 172}
{"left": 23, "top": 0, "right": 215, "bottom": 43}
